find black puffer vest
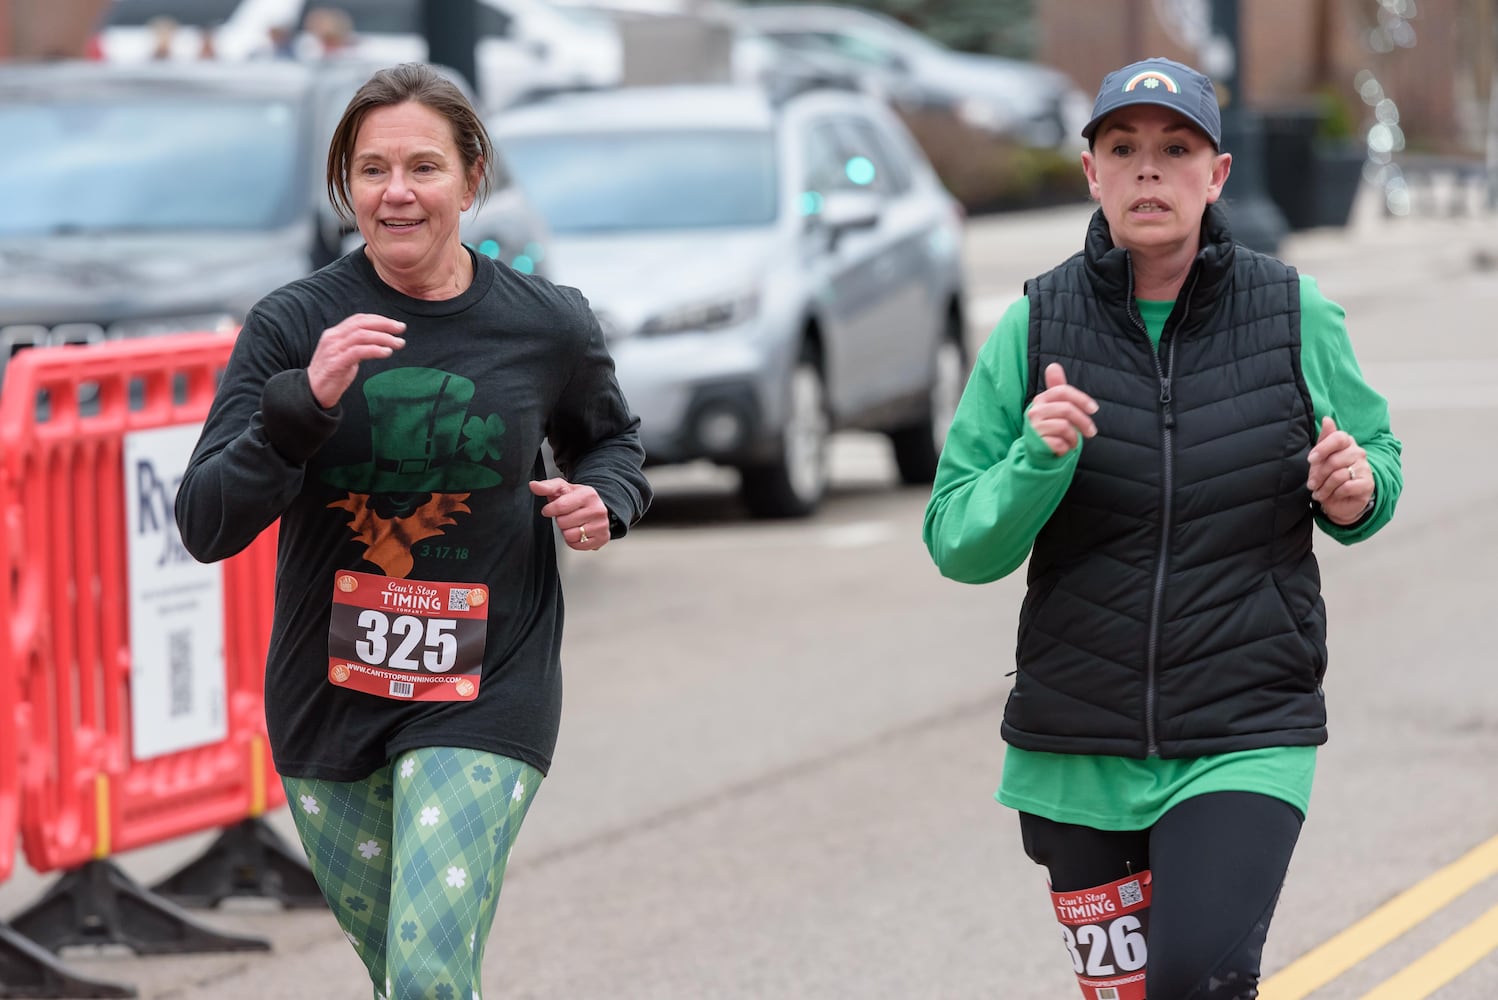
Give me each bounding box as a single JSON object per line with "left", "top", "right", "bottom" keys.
{"left": 1004, "top": 205, "right": 1327, "bottom": 759}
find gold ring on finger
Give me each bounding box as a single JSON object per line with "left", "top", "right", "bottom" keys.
{"left": 579, "top": 527, "right": 589, "bottom": 544}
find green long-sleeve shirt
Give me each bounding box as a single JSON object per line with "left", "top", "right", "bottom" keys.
{"left": 925, "top": 276, "right": 1402, "bottom": 829}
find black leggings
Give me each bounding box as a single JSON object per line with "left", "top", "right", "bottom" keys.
{"left": 1020, "top": 792, "right": 1303, "bottom": 1000}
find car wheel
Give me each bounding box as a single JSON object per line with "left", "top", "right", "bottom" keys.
{"left": 889, "top": 320, "right": 966, "bottom": 485}
{"left": 739, "top": 351, "right": 830, "bottom": 518}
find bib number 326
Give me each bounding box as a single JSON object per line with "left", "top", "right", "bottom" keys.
{"left": 1050, "top": 871, "right": 1152, "bottom": 1000}
{"left": 328, "top": 570, "right": 489, "bottom": 701}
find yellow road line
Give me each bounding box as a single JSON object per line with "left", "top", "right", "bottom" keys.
{"left": 1359, "top": 902, "right": 1498, "bottom": 1000}
{"left": 1259, "top": 834, "right": 1498, "bottom": 999}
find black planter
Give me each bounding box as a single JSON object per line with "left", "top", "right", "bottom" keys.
{"left": 1261, "top": 108, "right": 1322, "bottom": 230}
{"left": 1260, "top": 107, "right": 1367, "bottom": 231}
{"left": 1309, "top": 144, "right": 1367, "bottom": 229}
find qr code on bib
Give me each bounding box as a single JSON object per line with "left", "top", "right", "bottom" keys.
{"left": 1096, "top": 989, "right": 1120, "bottom": 1000}
{"left": 448, "top": 590, "right": 471, "bottom": 612}
{"left": 1118, "top": 879, "right": 1144, "bottom": 907}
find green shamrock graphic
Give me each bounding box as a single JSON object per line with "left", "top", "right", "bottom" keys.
{"left": 461, "top": 413, "right": 505, "bottom": 463}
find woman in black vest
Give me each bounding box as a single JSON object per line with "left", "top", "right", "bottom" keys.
{"left": 924, "top": 57, "right": 1402, "bottom": 999}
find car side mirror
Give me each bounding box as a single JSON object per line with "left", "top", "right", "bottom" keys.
{"left": 817, "top": 189, "right": 881, "bottom": 234}
{"left": 314, "top": 210, "right": 352, "bottom": 268}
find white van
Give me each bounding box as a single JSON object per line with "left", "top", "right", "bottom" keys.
{"left": 301, "top": 0, "right": 622, "bottom": 112}
{"left": 94, "top": 0, "right": 305, "bottom": 62}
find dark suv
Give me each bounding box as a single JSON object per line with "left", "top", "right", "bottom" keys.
{"left": 0, "top": 59, "right": 550, "bottom": 383}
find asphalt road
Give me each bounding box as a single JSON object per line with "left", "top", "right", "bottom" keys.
{"left": 3, "top": 192, "right": 1496, "bottom": 999}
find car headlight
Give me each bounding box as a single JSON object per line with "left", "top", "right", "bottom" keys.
{"left": 955, "top": 97, "right": 1018, "bottom": 134}
{"left": 640, "top": 291, "right": 760, "bottom": 337}
{"left": 592, "top": 310, "right": 625, "bottom": 343}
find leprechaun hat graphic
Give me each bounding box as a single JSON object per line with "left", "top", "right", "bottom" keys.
{"left": 323, "top": 367, "right": 504, "bottom": 494}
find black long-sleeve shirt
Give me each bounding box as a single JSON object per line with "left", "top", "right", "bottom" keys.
{"left": 177, "top": 248, "right": 650, "bottom": 780}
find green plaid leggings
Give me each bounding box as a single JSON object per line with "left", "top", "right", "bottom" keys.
{"left": 283, "top": 747, "right": 542, "bottom": 1000}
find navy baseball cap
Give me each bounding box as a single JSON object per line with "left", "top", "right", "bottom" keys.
{"left": 1081, "top": 57, "right": 1222, "bottom": 148}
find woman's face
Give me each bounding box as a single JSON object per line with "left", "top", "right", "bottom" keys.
{"left": 1081, "top": 105, "right": 1231, "bottom": 257}
{"left": 350, "top": 101, "right": 479, "bottom": 282}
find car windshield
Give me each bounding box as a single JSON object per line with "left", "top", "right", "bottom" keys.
{"left": 0, "top": 97, "right": 302, "bottom": 236}
{"left": 502, "top": 0, "right": 613, "bottom": 33}
{"left": 750, "top": 10, "right": 944, "bottom": 59}
{"left": 499, "top": 130, "right": 778, "bottom": 233}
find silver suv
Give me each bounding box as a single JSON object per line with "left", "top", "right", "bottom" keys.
{"left": 495, "top": 83, "right": 967, "bottom": 517}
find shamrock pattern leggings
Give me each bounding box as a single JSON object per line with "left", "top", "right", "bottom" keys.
{"left": 283, "top": 747, "right": 543, "bottom": 1000}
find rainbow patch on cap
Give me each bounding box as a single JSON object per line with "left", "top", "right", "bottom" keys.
{"left": 1123, "top": 71, "right": 1180, "bottom": 94}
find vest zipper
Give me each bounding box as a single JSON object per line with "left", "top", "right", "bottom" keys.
{"left": 1145, "top": 337, "right": 1177, "bottom": 755}
{"left": 1127, "top": 263, "right": 1197, "bottom": 756}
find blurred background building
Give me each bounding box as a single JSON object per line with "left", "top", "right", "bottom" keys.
{"left": 0, "top": 0, "right": 110, "bottom": 59}
{"left": 1039, "top": 0, "right": 1492, "bottom": 158}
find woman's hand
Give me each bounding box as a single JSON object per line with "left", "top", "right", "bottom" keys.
{"left": 1027, "top": 363, "right": 1099, "bottom": 456}
{"left": 307, "top": 313, "right": 407, "bottom": 408}
{"left": 1307, "top": 416, "right": 1374, "bottom": 524}
{"left": 529, "top": 478, "right": 610, "bottom": 551}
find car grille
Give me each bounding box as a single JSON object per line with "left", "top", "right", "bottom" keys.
{"left": 1, "top": 323, "right": 107, "bottom": 358}
{"left": 0, "top": 315, "right": 237, "bottom": 384}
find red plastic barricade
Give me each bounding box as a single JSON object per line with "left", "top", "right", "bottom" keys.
{"left": 0, "top": 471, "right": 21, "bottom": 884}
{"left": 0, "top": 333, "right": 284, "bottom": 873}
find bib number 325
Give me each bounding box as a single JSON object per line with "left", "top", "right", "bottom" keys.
{"left": 328, "top": 570, "right": 489, "bottom": 701}
{"left": 355, "top": 612, "right": 457, "bottom": 672}
{"left": 1050, "top": 871, "right": 1152, "bottom": 1000}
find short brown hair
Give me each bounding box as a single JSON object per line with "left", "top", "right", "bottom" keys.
{"left": 325, "top": 63, "right": 495, "bottom": 222}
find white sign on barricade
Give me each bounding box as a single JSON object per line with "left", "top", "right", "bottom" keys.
{"left": 124, "top": 424, "right": 227, "bottom": 760}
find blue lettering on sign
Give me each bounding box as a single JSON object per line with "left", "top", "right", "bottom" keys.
{"left": 135, "top": 459, "right": 192, "bottom": 566}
